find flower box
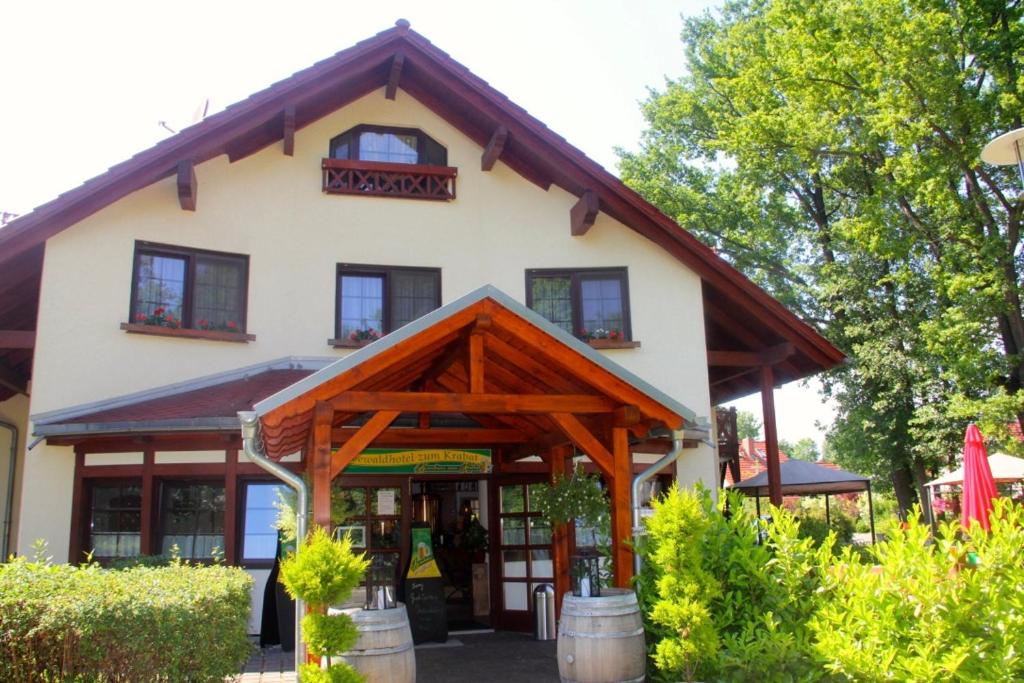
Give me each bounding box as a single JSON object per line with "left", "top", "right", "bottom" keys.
{"left": 120, "top": 323, "right": 255, "bottom": 343}
{"left": 587, "top": 339, "right": 641, "bottom": 349}
{"left": 328, "top": 337, "right": 377, "bottom": 349}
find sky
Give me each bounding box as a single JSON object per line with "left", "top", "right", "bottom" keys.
{"left": 0, "top": 0, "right": 836, "bottom": 450}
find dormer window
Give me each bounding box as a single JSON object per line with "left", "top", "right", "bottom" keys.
{"left": 322, "top": 125, "right": 456, "bottom": 200}
{"left": 329, "top": 125, "right": 447, "bottom": 166}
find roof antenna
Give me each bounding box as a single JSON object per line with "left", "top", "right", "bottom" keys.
{"left": 158, "top": 97, "right": 210, "bottom": 136}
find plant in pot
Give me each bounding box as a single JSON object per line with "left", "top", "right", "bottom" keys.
{"left": 532, "top": 465, "right": 611, "bottom": 591}
{"left": 278, "top": 527, "right": 370, "bottom": 683}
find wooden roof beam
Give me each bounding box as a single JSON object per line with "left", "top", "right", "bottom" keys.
{"left": 332, "top": 427, "right": 528, "bottom": 446}
{"left": 707, "top": 342, "right": 795, "bottom": 368}
{"left": 481, "top": 125, "right": 508, "bottom": 171}
{"left": 330, "top": 410, "right": 400, "bottom": 478}
{"left": 0, "top": 330, "right": 35, "bottom": 349}
{"left": 385, "top": 52, "right": 405, "bottom": 100}
{"left": 570, "top": 190, "right": 599, "bottom": 236}
{"left": 282, "top": 105, "right": 296, "bottom": 156}
{"left": 0, "top": 360, "right": 27, "bottom": 396}
{"left": 331, "top": 391, "right": 618, "bottom": 415}
{"left": 177, "top": 160, "right": 196, "bottom": 211}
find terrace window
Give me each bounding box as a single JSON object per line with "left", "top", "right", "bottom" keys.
{"left": 158, "top": 481, "right": 225, "bottom": 560}
{"left": 87, "top": 480, "right": 142, "bottom": 560}
{"left": 241, "top": 481, "right": 286, "bottom": 565}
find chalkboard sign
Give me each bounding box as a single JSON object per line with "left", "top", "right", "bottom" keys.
{"left": 406, "top": 578, "right": 448, "bottom": 644}
{"left": 404, "top": 522, "right": 448, "bottom": 643}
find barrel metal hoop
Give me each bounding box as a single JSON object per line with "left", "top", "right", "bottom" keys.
{"left": 558, "top": 627, "right": 645, "bottom": 639}
{"left": 561, "top": 676, "right": 645, "bottom": 683}
{"left": 344, "top": 640, "right": 415, "bottom": 657}
{"left": 562, "top": 606, "right": 640, "bottom": 618}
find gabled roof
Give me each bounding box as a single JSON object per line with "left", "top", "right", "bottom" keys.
{"left": 255, "top": 285, "right": 697, "bottom": 459}
{"left": 0, "top": 20, "right": 844, "bottom": 402}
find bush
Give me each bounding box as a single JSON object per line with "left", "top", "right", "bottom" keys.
{"left": 638, "top": 485, "right": 829, "bottom": 682}
{"left": 811, "top": 498, "right": 1024, "bottom": 680}
{"left": 0, "top": 556, "right": 253, "bottom": 682}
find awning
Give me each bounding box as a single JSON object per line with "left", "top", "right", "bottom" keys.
{"left": 727, "top": 458, "right": 870, "bottom": 496}
{"left": 926, "top": 452, "right": 1024, "bottom": 488}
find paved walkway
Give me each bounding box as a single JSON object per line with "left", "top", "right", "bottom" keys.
{"left": 232, "top": 631, "right": 558, "bottom": 682}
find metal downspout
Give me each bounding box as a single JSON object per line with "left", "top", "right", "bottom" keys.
{"left": 0, "top": 420, "right": 17, "bottom": 560}
{"left": 630, "top": 426, "right": 712, "bottom": 577}
{"left": 238, "top": 411, "right": 307, "bottom": 676}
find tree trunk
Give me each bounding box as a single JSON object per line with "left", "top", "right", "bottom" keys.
{"left": 891, "top": 465, "right": 917, "bottom": 521}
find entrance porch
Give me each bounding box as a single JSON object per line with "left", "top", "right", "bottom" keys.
{"left": 249, "top": 285, "right": 699, "bottom": 628}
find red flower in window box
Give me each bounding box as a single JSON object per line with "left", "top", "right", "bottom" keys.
{"left": 226, "top": 321, "right": 238, "bottom": 330}
{"left": 348, "top": 327, "right": 381, "bottom": 342}
{"left": 153, "top": 307, "right": 165, "bottom": 317}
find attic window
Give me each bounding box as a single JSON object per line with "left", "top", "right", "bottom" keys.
{"left": 329, "top": 125, "right": 447, "bottom": 166}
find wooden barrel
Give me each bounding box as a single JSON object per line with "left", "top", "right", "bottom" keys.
{"left": 557, "top": 588, "right": 646, "bottom": 683}
{"left": 328, "top": 603, "right": 416, "bottom": 683}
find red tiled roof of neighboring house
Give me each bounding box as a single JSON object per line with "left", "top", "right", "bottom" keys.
{"left": 725, "top": 437, "right": 792, "bottom": 486}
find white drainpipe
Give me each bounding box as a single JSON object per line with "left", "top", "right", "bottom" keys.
{"left": 238, "top": 411, "right": 307, "bottom": 676}
{"left": 631, "top": 425, "right": 712, "bottom": 577}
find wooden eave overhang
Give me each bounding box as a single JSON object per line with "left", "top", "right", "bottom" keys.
{"left": 252, "top": 286, "right": 696, "bottom": 460}
{"left": 0, "top": 21, "right": 844, "bottom": 404}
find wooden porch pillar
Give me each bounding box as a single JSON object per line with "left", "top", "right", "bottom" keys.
{"left": 611, "top": 426, "right": 633, "bottom": 587}
{"left": 760, "top": 365, "right": 783, "bottom": 506}
{"left": 312, "top": 401, "right": 334, "bottom": 531}
{"left": 549, "top": 444, "right": 573, "bottom": 615}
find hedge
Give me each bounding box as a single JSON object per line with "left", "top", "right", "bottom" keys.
{"left": 0, "top": 556, "right": 253, "bottom": 682}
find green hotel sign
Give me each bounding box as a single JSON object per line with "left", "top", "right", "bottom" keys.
{"left": 340, "top": 448, "right": 493, "bottom": 474}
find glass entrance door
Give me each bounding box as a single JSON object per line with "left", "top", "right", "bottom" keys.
{"left": 494, "top": 478, "right": 553, "bottom": 630}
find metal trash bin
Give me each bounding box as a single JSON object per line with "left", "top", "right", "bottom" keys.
{"left": 533, "top": 583, "right": 556, "bottom": 641}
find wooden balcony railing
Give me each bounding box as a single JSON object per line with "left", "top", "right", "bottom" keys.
{"left": 321, "top": 158, "right": 457, "bottom": 200}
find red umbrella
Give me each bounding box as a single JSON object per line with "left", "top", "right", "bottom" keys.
{"left": 961, "top": 423, "right": 998, "bottom": 531}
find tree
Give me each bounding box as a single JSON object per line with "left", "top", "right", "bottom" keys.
{"left": 620, "top": 0, "right": 1023, "bottom": 515}
{"left": 735, "top": 410, "right": 762, "bottom": 440}
{"left": 787, "top": 438, "right": 821, "bottom": 462}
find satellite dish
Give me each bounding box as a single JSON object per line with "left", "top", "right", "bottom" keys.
{"left": 191, "top": 98, "right": 210, "bottom": 124}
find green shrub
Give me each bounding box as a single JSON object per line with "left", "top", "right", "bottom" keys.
{"left": 810, "top": 498, "right": 1024, "bottom": 681}
{"left": 279, "top": 527, "right": 369, "bottom": 681}
{"left": 0, "top": 555, "right": 252, "bottom": 682}
{"left": 638, "top": 485, "right": 829, "bottom": 682}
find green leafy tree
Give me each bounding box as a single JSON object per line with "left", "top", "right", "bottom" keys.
{"left": 279, "top": 527, "right": 369, "bottom": 682}
{"left": 787, "top": 437, "right": 821, "bottom": 462}
{"left": 734, "top": 410, "right": 762, "bottom": 439}
{"left": 620, "top": 0, "right": 1024, "bottom": 515}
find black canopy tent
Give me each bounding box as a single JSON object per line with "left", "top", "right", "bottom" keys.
{"left": 729, "top": 459, "right": 876, "bottom": 543}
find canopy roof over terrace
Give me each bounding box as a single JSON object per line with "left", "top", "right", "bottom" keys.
{"left": 251, "top": 284, "right": 698, "bottom": 590}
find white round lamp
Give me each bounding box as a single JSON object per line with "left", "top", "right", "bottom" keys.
{"left": 981, "top": 127, "right": 1024, "bottom": 187}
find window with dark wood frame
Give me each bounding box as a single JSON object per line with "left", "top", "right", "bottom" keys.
{"left": 129, "top": 241, "right": 249, "bottom": 332}
{"left": 157, "top": 480, "right": 225, "bottom": 560}
{"left": 332, "top": 483, "right": 405, "bottom": 585}
{"left": 86, "top": 479, "right": 143, "bottom": 560}
{"left": 239, "top": 480, "right": 286, "bottom": 566}
{"left": 335, "top": 264, "right": 441, "bottom": 341}
{"left": 329, "top": 125, "right": 448, "bottom": 166}
{"left": 496, "top": 482, "right": 553, "bottom": 617}
{"left": 525, "top": 268, "right": 632, "bottom": 340}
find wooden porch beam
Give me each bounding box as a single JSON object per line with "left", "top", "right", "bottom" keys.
{"left": 469, "top": 332, "right": 485, "bottom": 394}
{"left": 330, "top": 392, "right": 618, "bottom": 415}
{"left": 177, "top": 160, "right": 197, "bottom": 211}
{"left": 385, "top": 52, "right": 405, "bottom": 100}
{"left": 610, "top": 426, "right": 633, "bottom": 588}
{"left": 549, "top": 444, "right": 573, "bottom": 617}
{"left": 707, "top": 342, "right": 795, "bottom": 367}
{"left": 548, "top": 412, "right": 613, "bottom": 479}
{"left": 481, "top": 125, "right": 508, "bottom": 171}
{"left": 330, "top": 410, "right": 400, "bottom": 479}
{"left": 760, "top": 365, "right": 783, "bottom": 506}
{"left": 282, "top": 105, "right": 296, "bottom": 156}
{"left": 312, "top": 401, "right": 334, "bottom": 530}
{"left": 570, "top": 190, "right": 599, "bottom": 236}
{"left": 331, "top": 427, "right": 528, "bottom": 446}
{"left": 0, "top": 330, "right": 35, "bottom": 349}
